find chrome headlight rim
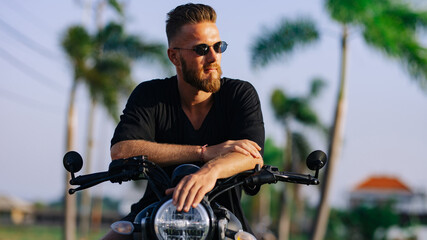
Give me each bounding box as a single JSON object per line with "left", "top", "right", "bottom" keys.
{"left": 151, "top": 197, "right": 215, "bottom": 240}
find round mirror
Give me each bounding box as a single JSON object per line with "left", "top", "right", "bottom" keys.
{"left": 63, "top": 151, "right": 83, "bottom": 173}
{"left": 306, "top": 150, "right": 327, "bottom": 171}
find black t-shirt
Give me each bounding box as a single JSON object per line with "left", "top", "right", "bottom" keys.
{"left": 111, "top": 76, "right": 264, "bottom": 231}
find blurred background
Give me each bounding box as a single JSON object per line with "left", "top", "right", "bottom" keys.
{"left": 1, "top": 0, "right": 427, "bottom": 239}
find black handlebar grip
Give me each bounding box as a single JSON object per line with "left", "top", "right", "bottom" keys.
{"left": 70, "top": 172, "right": 109, "bottom": 185}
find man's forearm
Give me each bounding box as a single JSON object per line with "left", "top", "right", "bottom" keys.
{"left": 202, "top": 151, "right": 263, "bottom": 179}
{"left": 169, "top": 151, "right": 263, "bottom": 212}
{"left": 111, "top": 139, "right": 263, "bottom": 169}
{"left": 110, "top": 140, "right": 202, "bottom": 166}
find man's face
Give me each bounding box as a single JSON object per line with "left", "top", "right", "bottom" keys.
{"left": 171, "top": 22, "right": 223, "bottom": 93}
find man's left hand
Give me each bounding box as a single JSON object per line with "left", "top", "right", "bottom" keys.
{"left": 165, "top": 167, "right": 218, "bottom": 212}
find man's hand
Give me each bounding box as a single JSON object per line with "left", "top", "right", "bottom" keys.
{"left": 164, "top": 140, "right": 263, "bottom": 212}
{"left": 203, "top": 139, "right": 261, "bottom": 162}
{"left": 165, "top": 167, "right": 218, "bottom": 212}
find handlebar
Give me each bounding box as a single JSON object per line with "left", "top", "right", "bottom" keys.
{"left": 244, "top": 166, "right": 320, "bottom": 186}
{"left": 206, "top": 164, "right": 321, "bottom": 202}
{"left": 275, "top": 172, "right": 319, "bottom": 185}
{"left": 70, "top": 172, "right": 109, "bottom": 185}
{"left": 64, "top": 150, "right": 327, "bottom": 197}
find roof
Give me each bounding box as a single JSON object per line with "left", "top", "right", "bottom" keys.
{"left": 0, "top": 195, "right": 33, "bottom": 212}
{"left": 353, "top": 175, "right": 412, "bottom": 193}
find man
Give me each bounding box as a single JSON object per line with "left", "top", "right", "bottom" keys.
{"left": 102, "top": 3, "right": 264, "bottom": 239}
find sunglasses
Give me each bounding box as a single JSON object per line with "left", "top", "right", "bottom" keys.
{"left": 173, "top": 41, "right": 228, "bottom": 56}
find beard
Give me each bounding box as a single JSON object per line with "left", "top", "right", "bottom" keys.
{"left": 180, "top": 56, "right": 222, "bottom": 93}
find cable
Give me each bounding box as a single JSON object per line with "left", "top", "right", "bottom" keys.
{"left": 0, "top": 45, "right": 67, "bottom": 92}
{"left": 2, "top": 0, "right": 55, "bottom": 34}
{"left": 0, "top": 17, "right": 60, "bottom": 60}
{"left": 0, "top": 87, "right": 62, "bottom": 115}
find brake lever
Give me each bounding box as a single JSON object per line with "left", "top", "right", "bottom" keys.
{"left": 68, "top": 175, "right": 112, "bottom": 194}
{"left": 68, "top": 170, "right": 145, "bottom": 194}
{"left": 70, "top": 171, "right": 109, "bottom": 185}
{"left": 244, "top": 166, "right": 278, "bottom": 187}
{"left": 275, "top": 172, "right": 319, "bottom": 185}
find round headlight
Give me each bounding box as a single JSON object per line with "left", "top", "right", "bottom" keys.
{"left": 154, "top": 199, "right": 210, "bottom": 240}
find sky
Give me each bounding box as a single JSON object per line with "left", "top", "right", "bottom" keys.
{"left": 0, "top": 0, "right": 426, "bottom": 209}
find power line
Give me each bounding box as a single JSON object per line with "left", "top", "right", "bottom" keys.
{"left": 2, "top": 0, "right": 56, "bottom": 35}
{"left": 0, "top": 17, "right": 60, "bottom": 60}
{"left": 0, "top": 45, "right": 67, "bottom": 92}
{"left": 0, "top": 87, "right": 62, "bottom": 115}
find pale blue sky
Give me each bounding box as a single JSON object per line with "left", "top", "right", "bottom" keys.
{"left": 0, "top": 0, "right": 426, "bottom": 208}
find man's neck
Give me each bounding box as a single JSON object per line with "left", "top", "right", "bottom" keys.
{"left": 177, "top": 76, "right": 214, "bottom": 130}
{"left": 177, "top": 76, "right": 213, "bottom": 111}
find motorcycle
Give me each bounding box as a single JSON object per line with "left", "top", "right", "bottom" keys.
{"left": 63, "top": 150, "right": 327, "bottom": 240}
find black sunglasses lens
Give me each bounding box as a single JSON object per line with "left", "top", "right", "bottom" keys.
{"left": 193, "top": 41, "right": 228, "bottom": 56}
{"left": 194, "top": 44, "right": 210, "bottom": 56}
{"left": 214, "top": 41, "right": 227, "bottom": 53}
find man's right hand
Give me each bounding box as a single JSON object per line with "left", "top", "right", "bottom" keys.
{"left": 202, "top": 139, "right": 262, "bottom": 162}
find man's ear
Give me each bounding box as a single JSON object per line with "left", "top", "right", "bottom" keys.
{"left": 168, "top": 48, "right": 180, "bottom": 67}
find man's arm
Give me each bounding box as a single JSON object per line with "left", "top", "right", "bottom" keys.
{"left": 111, "top": 139, "right": 200, "bottom": 166}
{"left": 110, "top": 139, "right": 262, "bottom": 166}
{"left": 166, "top": 151, "right": 263, "bottom": 212}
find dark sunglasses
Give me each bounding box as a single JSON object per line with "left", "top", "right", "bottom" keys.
{"left": 173, "top": 41, "right": 228, "bottom": 56}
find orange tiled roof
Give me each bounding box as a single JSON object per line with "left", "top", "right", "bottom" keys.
{"left": 353, "top": 176, "right": 412, "bottom": 193}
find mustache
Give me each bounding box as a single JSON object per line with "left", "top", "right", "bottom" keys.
{"left": 203, "top": 63, "right": 220, "bottom": 69}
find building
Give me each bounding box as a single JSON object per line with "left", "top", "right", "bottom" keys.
{"left": 349, "top": 175, "right": 413, "bottom": 209}
{"left": 0, "top": 195, "right": 34, "bottom": 224}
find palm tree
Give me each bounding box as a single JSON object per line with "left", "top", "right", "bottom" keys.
{"left": 311, "top": 1, "right": 427, "bottom": 239}
{"left": 251, "top": 18, "right": 322, "bottom": 240}
{"left": 84, "top": 22, "right": 171, "bottom": 238}
{"left": 251, "top": 18, "right": 319, "bottom": 68}
{"left": 251, "top": 2, "right": 427, "bottom": 239}
{"left": 248, "top": 138, "right": 282, "bottom": 238}
{"left": 61, "top": 21, "right": 170, "bottom": 240}
{"left": 77, "top": 2, "right": 126, "bottom": 238}
{"left": 61, "top": 26, "right": 92, "bottom": 240}
{"left": 269, "top": 79, "right": 326, "bottom": 240}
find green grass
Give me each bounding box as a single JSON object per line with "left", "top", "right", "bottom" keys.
{"left": 0, "top": 225, "right": 108, "bottom": 240}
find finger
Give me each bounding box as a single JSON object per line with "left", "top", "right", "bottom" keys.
{"left": 172, "top": 179, "right": 185, "bottom": 206}
{"left": 192, "top": 186, "right": 210, "bottom": 208}
{"left": 233, "top": 145, "right": 250, "bottom": 156}
{"left": 175, "top": 177, "right": 195, "bottom": 212}
{"left": 249, "top": 141, "right": 262, "bottom": 151}
{"left": 165, "top": 188, "right": 175, "bottom": 195}
{"left": 239, "top": 142, "right": 261, "bottom": 158}
{"left": 240, "top": 139, "right": 261, "bottom": 150}
{"left": 242, "top": 142, "right": 259, "bottom": 157}
{"left": 247, "top": 141, "right": 262, "bottom": 157}
{"left": 183, "top": 183, "right": 200, "bottom": 212}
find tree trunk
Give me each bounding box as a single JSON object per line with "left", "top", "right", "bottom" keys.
{"left": 252, "top": 184, "right": 271, "bottom": 237}
{"left": 258, "top": 185, "right": 271, "bottom": 225}
{"left": 91, "top": 196, "right": 104, "bottom": 232}
{"left": 79, "top": 99, "right": 97, "bottom": 240}
{"left": 64, "top": 81, "right": 78, "bottom": 240}
{"left": 310, "top": 25, "right": 348, "bottom": 240}
{"left": 293, "top": 164, "right": 304, "bottom": 234}
{"left": 278, "top": 124, "right": 292, "bottom": 240}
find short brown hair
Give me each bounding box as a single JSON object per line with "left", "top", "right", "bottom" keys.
{"left": 166, "top": 3, "right": 217, "bottom": 45}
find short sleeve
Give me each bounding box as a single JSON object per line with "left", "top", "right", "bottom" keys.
{"left": 110, "top": 82, "right": 157, "bottom": 147}
{"left": 227, "top": 80, "right": 265, "bottom": 156}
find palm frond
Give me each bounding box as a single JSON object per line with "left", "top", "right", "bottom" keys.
{"left": 107, "top": 0, "right": 124, "bottom": 16}
{"left": 61, "top": 25, "right": 93, "bottom": 80}
{"left": 263, "top": 138, "right": 284, "bottom": 166}
{"left": 251, "top": 17, "right": 319, "bottom": 67}
{"left": 291, "top": 132, "right": 311, "bottom": 164}
{"left": 327, "top": 0, "right": 427, "bottom": 91}
{"left": 271, "top": 89, "right": 289, "bottom": 120}
{"left": 98, "top": 22, "right": 172, "bottom": 73}
{"left": 309, "top": 77, "right": 327, "bottom": 99}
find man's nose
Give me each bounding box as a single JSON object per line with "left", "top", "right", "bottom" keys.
{"left": 205, "top": 46, "right": 219, "bottom": 63}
